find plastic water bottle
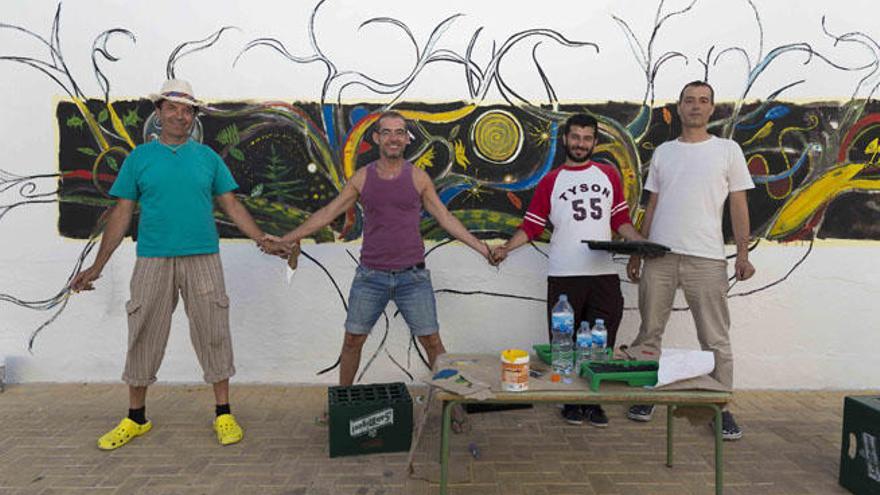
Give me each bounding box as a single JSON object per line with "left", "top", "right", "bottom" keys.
{"left": 550, "top": 294, "right": 575, "bottom": 381}
{"left": 591, "top": 319, "right": 608, "bottom": 361}
{"left": 575, "top": 321, "right": 592, "bottom": 374}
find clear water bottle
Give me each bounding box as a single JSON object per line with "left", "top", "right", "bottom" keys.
{"left": 590, "top": 318, "right": 608, "bottom": 361}
{"left": 575, "top": 321, "right": 592, "bottom": 374}
{"left": 550, "top": 294, "right": 575, "bottom": 381}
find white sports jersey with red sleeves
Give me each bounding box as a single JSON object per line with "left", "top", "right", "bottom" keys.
{"left": 520, "top": 161, "right": 632, "bottom": 276}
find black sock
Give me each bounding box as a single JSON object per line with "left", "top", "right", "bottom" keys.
{"left": 128, "top": 407, "right": 147, "bottom": 425}
{"left": 215, "top": 404, "right": 231, "bottom": 417}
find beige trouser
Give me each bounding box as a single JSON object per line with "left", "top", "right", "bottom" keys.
{"left": 122, "top": 254, "right": 235, "bottom": 386}
{"left": 631, "top": 253, "right": 733, "bottom": 388}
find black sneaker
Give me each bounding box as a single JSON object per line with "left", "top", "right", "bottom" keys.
{"left": 561, "top": 404, "right": 585, "bottom": 425}
{"left": 712, "top": 411, "right": 743, "bottom": 441}
{"left": 627, "top": 404, "right": 655, "bottom": 422}
{"left": 582, "top": 405, "right": 609, "bottom": 428}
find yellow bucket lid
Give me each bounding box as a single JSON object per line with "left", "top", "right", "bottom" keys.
{"left": 501, "top": 349, "right": 529, "bottom": 362}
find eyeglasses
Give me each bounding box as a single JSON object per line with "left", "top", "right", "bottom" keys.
{"left": 378, "top": 129, "right": 408, "bottom": 137}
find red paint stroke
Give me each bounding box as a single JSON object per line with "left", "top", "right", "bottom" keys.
{"left": 62, "top": 170, "right": 117, "bottom": 183}
{"left": 506, "top": 191, "right": 522, "bottom": 210}
{"left": 782, "top": 204, "right": 829, "bottom": 242}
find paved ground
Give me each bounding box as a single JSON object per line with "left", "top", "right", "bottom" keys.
{"left": 0, "top": 384, "right": 860, "bottom": 494}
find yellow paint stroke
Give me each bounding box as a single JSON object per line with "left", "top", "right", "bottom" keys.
{"left": 743, "top": 121, "right": 773, "bottom": 146}
{"left": 865, "top": 137, "right": 880, "bottom": 165}
{"left": 767, "top": 162, "right": 880, "bottom": 239}
{"left": 414, "top": 146, "right": 435, "bottom": 169}
{"left": 342, "top": 105, "right": 476, "bottom": 179}
{"left": 454, "top": 139, "right": 470, "bottom": 169}
{"left": 72, "top": 98, "right": 109, "bottom": 151}
{"left": 107, "top": 102, "right": 136, "bottom": 149}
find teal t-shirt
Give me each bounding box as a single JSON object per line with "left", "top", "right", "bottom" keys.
{"left": 109, "top": 139, "right": 239, "bottom": 257}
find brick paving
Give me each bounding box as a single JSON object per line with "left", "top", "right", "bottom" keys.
{"left": 0, "top": 384, "right": 857, "bottom": 494}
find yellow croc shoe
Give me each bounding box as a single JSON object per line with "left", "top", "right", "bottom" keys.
{"left": 213, "top": 413, "right": 243, "bottom": 446}
{"left": 97, "top": 417, "right": 152, "bottom": 450}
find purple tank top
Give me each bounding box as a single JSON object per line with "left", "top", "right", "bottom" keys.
{"left": 359, "top": 161, "right": 425, "bottom": 270}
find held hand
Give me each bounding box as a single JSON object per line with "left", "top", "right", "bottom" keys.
{"left": 70, "top": 265, "right": 101, "bottom": 292}
{"left": 267, "top": 240, "right": 293, "bottom": 258}
{"left": 257, "top": 234, "right": 291, "bottom": 257}
{"left": 489, "top": 245, "right": 508, "bottom": 266}
{"left": 626, "top": 255, "right": 642, "bottom": 282}
{"left": 734, "top": 256, "right": 755, "bottom": 281}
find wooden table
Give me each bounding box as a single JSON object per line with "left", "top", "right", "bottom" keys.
{"left": 433, "top": 354, "right": 731, "bottom": 495}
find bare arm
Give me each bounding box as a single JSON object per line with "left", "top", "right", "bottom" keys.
{"left": 729, "top": 190, "right": 755, "bottom": 280}
{"left": 416, "top": 168, "right": 490, "bottom": 259}
{"left": 280, "top": 169, "right": 364, "bottom": 245}
{"left": 70, "top": 199, "right": 135, "bottom": 291}
{"left": 216, "top": 192, "right": 266, "bottom": 241}
{"left": 626, "top": 192, "right": 658, "bottom": 282}
{"left": 616, "top": 222, "right": 645, "bottom": 242}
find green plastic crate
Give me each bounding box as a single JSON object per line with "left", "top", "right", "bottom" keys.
{"left": 839, "top": 396, "right": 880, "bottom": 494}
{"left": 327, "top": 382, "right": 412, "bottom": 458}
{"left": 580, "top": 360, "right": 658, "bottom": 391}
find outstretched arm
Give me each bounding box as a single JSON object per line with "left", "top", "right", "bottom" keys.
{"left": 70, "top": 199, "right": 136, "bottom": 291}
{"left": 416, "top": 168, "right": 490, "bottom": 260}
{"left": 216, "top": 192, "right": 267, "bottom": 242}
{"left": 280, "top": 169, "right": 364, "bottom": 245}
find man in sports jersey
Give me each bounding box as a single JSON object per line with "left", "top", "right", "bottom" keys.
{"left": 273, "top": 110, "right": 492, "bottom": 387}
{"left": 625, "top": 81, "right": 755, "bottom": 440}
{"left": 490, "top": 113, "right": 645, "bottom": 426}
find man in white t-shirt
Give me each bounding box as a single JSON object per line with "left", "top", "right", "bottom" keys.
{"left": 625, "top": 81, "right": 755, "bottom": 440}
{"left": 492, "top": 113, "right": 645, "bottom": 427}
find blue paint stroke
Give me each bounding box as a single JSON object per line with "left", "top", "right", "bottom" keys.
{"left": 751, "top": 147, "right": 810, "bottom": 184}
{"left": 736, "top": 105, "right": 790, "bottom": 130}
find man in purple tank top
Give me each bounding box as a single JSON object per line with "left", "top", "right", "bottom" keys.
{"left": 274, "top": 111, "right": 491, "bottom": 389}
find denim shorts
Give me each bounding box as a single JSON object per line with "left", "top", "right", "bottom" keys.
{"left": 344, "top": 265, "right": 439, "bottom": 336}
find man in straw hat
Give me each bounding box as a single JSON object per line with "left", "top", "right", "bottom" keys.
{"left": 71, "top": 79, "right": 280, "bottom": 449}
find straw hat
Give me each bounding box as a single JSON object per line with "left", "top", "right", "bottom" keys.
{"left": 149, "top": 79, "right": 203, "bottom": 107}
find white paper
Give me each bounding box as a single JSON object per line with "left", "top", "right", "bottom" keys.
{"left": 656, "top": 348, "right": 715, "bottom": 387}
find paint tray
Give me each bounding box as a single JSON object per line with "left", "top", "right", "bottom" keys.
{"left": 579, "top": 360, "right": 659, "bottom": 391}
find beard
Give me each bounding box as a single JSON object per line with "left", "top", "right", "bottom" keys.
{"left": 565, "top": 145, "right": 594, "bottom": 163}
{"left": 380, "top": 149, "right": 404, "bottom": 159}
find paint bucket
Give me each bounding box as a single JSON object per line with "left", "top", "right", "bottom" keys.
{"left": 500, "top": 349, "right": 529, "bottom": 392}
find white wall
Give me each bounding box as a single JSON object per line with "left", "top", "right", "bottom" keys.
{"left": 1, "top": 0, "right": 878, "bottom": 389}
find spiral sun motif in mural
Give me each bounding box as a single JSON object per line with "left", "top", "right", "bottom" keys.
{"left": 470, "top": 110, "right": 523, "bottom": 164}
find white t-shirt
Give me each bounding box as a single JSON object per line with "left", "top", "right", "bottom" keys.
{"left": 644, "top": 136, "right": 754, "bottom": 260}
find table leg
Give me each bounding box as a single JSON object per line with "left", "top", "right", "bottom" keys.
{"left": 666, "top": 405, "right": 675, "bottom": 467}
{"left": 440, "top": 400, "right": 454, "bottom": 495}
{"left": 713, "top": 405, "right": 723, "bottom": 495}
